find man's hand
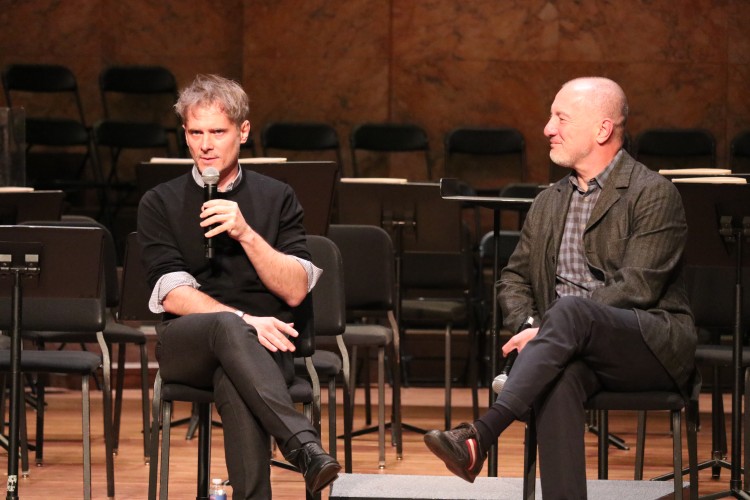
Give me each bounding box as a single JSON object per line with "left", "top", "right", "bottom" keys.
{"left": 243, "top": 315, "right": 298, "bottom": 353}
{"left": 501, "top": 327, "right": 539, "bottom": 357}
{"left": 201, "top": 199, "right": 252, "bottom": 241}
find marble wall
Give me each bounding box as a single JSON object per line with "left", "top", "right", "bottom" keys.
{"left": 2, "top": 0, "right": 749, "bottom": 184}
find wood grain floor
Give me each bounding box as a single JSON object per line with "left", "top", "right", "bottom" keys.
{"left": 3, "top": 386, "right": 744, "bottom": 499}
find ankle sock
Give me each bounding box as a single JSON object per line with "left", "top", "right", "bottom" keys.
{"left": 474, "top": 403, "right": 516, "bottom": 451}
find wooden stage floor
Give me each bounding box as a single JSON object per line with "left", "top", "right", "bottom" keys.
{"left": 3, "top": 386, "right": 744, "bottom": 499}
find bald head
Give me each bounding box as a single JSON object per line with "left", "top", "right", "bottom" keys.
{"left": 544, "top": 77, "right": 630, "bottom": 181}
{"left": 561, "top": 77, "right": 629, "bottom": 143}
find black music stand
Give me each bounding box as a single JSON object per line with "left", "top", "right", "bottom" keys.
{"left": 0, "top": 225, "right": 106, "bottom": 500}
{"left": 137, "top": 160, "right": 339, "bottom": 235}
{"left": 0, "top": 190, "right": 65, "bottom": 224}
{"left": 675, "top": 182, "right": 750, "bottom": 499}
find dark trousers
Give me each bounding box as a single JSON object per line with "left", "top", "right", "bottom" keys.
{"left": 497, "top": 296, "right": 677, "bottom": 500}
{"left": 156, "top": 312, "right": 318, "bottom": 500}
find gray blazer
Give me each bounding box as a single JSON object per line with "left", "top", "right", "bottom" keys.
{"left": 498, "top": 150, "right": 696, "bottom": 389}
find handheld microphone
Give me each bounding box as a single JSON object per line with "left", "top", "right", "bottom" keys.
{"left": 492, "top": 316, "right": 534, "bottom": 394}
{"left": 201, "top": 167, "right": 220, "bottom": 259}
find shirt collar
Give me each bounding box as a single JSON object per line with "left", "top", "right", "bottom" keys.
{"left": 566, "top": 148, "right": 622, "bottom": 193}
{"left": 191, "top": 164, "right": 243, "bottom": 192}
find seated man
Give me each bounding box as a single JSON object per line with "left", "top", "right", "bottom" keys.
{"left": 425, "top": 76, "right": 696, "bottom": 500}
{"left": 138, "top": 73, "right": 340, "bottom": 499}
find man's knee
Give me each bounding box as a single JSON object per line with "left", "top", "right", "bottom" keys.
{"left": 542, "top": 296, "right": 594, "bottom": 335}
{"left": 209, "top": 312, "right": 259, "bottom": 347}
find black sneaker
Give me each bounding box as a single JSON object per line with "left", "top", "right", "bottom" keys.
{"left": 424, "top": 423, "right": 486, "bottom": 482}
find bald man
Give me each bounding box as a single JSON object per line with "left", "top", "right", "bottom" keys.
{"left": 424, "top": 77, "right": 696, "bottom": 500}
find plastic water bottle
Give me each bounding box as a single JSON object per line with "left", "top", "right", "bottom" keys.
{"left": 209, "top": 478, "right": 227, "bottom": 500}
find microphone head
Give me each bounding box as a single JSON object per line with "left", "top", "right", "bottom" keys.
{"left": 201, "top": 167, "right": 220, "bottom": 186}
{"left": 492, "top": 373, "right": 508, "bottom": 394}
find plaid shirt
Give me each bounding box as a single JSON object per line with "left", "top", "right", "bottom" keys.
{"left": 555, "top": 151, "right": 621, "bottom": 298}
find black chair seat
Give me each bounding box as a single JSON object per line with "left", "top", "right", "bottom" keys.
{"left": 160, "top": 377, "right": 317, "bottom": 411}
{"left": 585, "top": 391, "right": 685, "bottom": 412}
{"left": 695, "top": 344, "right": 750, "bottom": 366}
{"left": 401, "top": 298, "right": 467, "bottom": 323}
{"left": 342, "top": 324, "right": 393, "bottom": 347}
{"left": 0, "top": 350, "right": 101, "bottom": 374}
{"left": 288, "top": 376, "right": 313, "bottom": 404}
{"left": 296, "top": 351, "right": 341, "bottom": 377}
{"left": 23, "top": 321, "right": 146, "bottom": 345}
{"left": 161, "top": 383, "right": 214, "bottom": 404}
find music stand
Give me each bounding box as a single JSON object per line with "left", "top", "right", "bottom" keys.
{"left": 0, "top": 190, "right": 64, "bottom": 224}
{"left": 0, "top": 225, "right": 106, "bottom": 499}
{"left": 138, "top": 160, "right": 339, "bottom": 235}
{"left": 676, "top": 182, "right": 750, "bottom": 499}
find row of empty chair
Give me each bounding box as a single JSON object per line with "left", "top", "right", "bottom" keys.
{"left": 2, "top": 64, "right": 181, "bottom": 222}
{"left": 7, "top": 63, "right": 750, "bottom": 211}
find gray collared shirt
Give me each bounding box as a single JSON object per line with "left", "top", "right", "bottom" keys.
{"left": 555, "top": 150, "right": 621, "bottom": 298}
{"left": 148, "top": 164, "right": 321, "bottom": 313}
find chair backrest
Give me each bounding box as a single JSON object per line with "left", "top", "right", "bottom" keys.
{"left": 97, "top": 65, "right": 179, "bottom": 158}
{"left": 305, "top": 235, "right": 346, "bottom": 339}
{"left": 327, "top": 224, "right": 395, "bottom": 312}
{"left": 2, "top": 64, "right": 87, "bottom": 131}
{"left": 633, "top": 128, "right": 716, "bottom": 169}
{"left": 119, "top": 232, "right": 160, "bottom": 323}
{"left": 730, "top": 130, "right": 750, "bottom": 173}
{"left": 261, "top": 122, "right": 343, "bottom": 173}
{"left": 479, "top": 229, "right": 521, "bottom": 271}
{"left": 2, "top": 64, "right": 94, "bottom": 188}
{"left": 445, "top": 127, "right": 525, "bottom": 157}
{"left": 262, "top": 122, "right": 340, "bottom": 152}
{"left": 499, "top": 183, "right": 543, "bottom": 229}
{"left": 444, "top": 127, "right": 527, "bottom": 193}
{"left": 350, "top": 123, "right": 431, "bottom": 179}
{"left": 99, "top": 65, "right": 178, "bottom": 119}
{"left": 100, "top": 65, "right": 177, "bottom": 96}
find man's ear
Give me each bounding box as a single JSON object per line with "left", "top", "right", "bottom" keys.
{"left": 597, "top": 118, "right": 614, "bottom": 145}
{"left": 240, "top": 120, "right": 251, "bottom": 144}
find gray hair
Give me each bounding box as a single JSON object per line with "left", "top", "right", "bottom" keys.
{"left": 174, "top": 74, "right": 249, "bottom": 126}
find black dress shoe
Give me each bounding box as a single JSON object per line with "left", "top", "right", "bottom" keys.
{"left": 288, "top": 442, "right": 341, "bottom": 494}
{"left": 424, "top": 422, "right": 486, "bottom": 483}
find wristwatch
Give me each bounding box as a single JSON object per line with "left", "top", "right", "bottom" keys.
{"left": 234, "top": 309, "right": 245, "bottom": 318}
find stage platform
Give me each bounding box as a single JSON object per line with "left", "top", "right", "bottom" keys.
{"left": 329, "top": 473, "right": 683, "bottom": 499}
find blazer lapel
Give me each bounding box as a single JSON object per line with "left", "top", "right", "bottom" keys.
{"left": 586, "top": 151, "right": 634, "bottom": 230}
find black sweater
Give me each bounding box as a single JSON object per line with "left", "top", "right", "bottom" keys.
{"left": 137, "top": 168, "right": 309, "bottom": 322}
